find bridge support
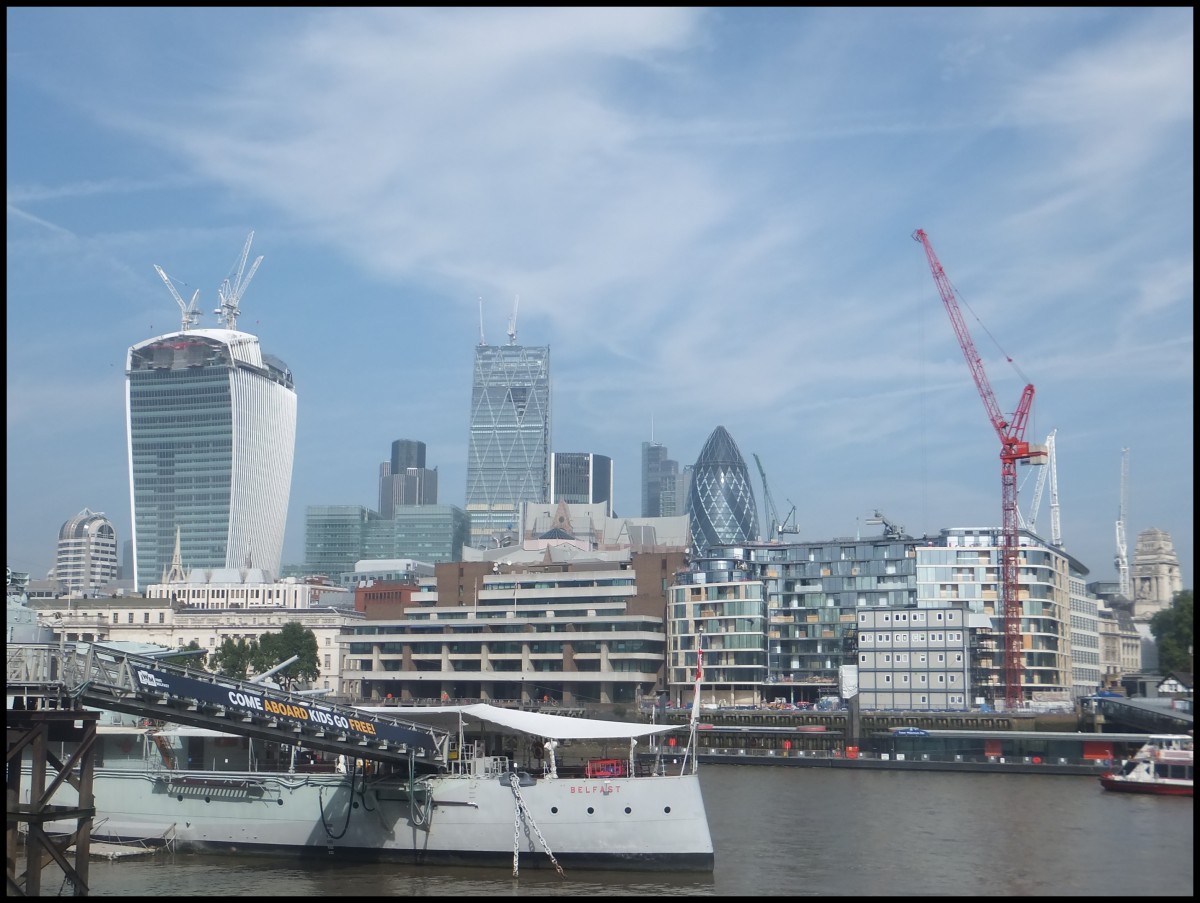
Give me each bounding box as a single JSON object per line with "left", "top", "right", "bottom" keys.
{"left": 6, "top": 703, "right": 98, "bottom": 897}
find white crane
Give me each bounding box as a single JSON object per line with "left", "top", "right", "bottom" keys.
{"left": 1020, "top": 429, "right": 1059, "bottom": 544}
{"left": 154, "top": 265, "right": 202, "bottom": 331}
{"left": 1115, "top": 448, "right": 1131, "bottom": 599}
{"left": 1046, "top": 431, "right": 1061, "bottom": 547}
{"left": 506, "top": 295, "right": 519, "bottom": 345}
{"left": 214, "top": 231, "right": 263, "bottom": 330}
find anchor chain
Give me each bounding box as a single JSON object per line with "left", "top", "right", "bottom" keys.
{"left": 508, "top": 772, "right": 564, "bottom": 878}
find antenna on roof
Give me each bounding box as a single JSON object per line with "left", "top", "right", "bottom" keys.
{"left": 214, "top": 231, "right": 263, "bottom": 330}
{"left": 478, "top": 297, "right": 486, "bottom": 345}
{"left": 507, "top": 295, "right": 519, "bottom": 345}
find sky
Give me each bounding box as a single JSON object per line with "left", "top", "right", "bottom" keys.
{"left": 7, "top": 8, "right": 1193, "bottom": 591}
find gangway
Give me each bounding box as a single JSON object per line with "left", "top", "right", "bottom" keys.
{"left": 7, "top": 642, "right": 449, "bottom": 767}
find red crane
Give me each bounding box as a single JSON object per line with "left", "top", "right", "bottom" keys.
{"left": 913, "top": 228, "right": 1044, "bottom": 711}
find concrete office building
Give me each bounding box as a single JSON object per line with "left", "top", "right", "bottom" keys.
{"left": 54, "top": 508, "right": 119, "bottom": 595}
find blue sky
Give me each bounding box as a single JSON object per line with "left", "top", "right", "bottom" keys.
{"left": 7, "top": 8, "right": 1193, "bottom": 590}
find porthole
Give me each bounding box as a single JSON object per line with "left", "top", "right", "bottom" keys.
{"left": 177, "top": 795, "right": 184, "bottom": 802}
{"left": 587, "top": 807, "right": 594, "bottom": 815}
{"left": 624, "top": 807, "right": 631, "bottom": 814}
{"left": 277, "top": 799, "right": 284, "bottom": 806}
{"left": 664, "top": 806, "right": 671, "bottom": 813}
{"left": 551, "top": 807, "right": 558, "bottom": 814}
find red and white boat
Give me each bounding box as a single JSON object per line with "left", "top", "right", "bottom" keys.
{"left": 1100, "top": 734, "right": 1193, "bottom": 797}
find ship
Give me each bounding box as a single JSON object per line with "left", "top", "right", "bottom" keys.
{"left": 1099, "top": 734, "right": 1193, "bottom": 797}
{"left": 23, "top": 702, "right": 714, "bottom": 873}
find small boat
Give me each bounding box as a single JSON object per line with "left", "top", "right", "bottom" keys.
{"left": 1099, "top": 734, "right": 1193, "bottom": 797}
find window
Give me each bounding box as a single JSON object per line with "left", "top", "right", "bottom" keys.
{"left": 158, "top": 613, "right": 165, "bottom": 623}
{"left": 127, "top": 613, "right": 134, "bottom": 624}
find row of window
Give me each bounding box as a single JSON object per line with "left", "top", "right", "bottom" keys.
{"left": 860, "top": 632, "right": 963, "bottom": 644}
{"left": 860, "top": 652, "right": 964, "bottom": 665}
{"left": 867, "top": 673, "right": 964, "bottom": 685}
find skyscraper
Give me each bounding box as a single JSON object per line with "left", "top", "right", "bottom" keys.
{"left": 55, "top": 508, "right": 118, "bottom": 594}
{"left": 551, "top": 452, "right": 613, "bottom": 515}
{"left": 642, "top": 441, "right": 684, "bottom": 517}
{"left": 464, "top": 334, "right": 551, "bottom": 548}
{"left": 126, "top": 234, "right": 296, "bottom": 590}
{"left": 378, "top": 439, "right": 438, "bottom": 517}
{"left": 686, "top": 425, "right": 759, "bottom": 552}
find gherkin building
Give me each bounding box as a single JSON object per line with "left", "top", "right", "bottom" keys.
{"left": 686, "top": 425, "right": 759, "bottom": 552}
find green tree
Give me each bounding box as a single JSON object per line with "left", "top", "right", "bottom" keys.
{"left": 212, "top": 636, "right": 259, "bottom": 681}
{"left": 1150, "top": 590, "right": 1193, "bottom": 674}
{"left": 251, "top": 622, "right": 320, "bottom": 691}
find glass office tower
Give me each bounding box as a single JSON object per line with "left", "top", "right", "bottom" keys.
{"left": 126, "top": 328, "right": 296, "bottom": 589}
{"left": 551, "top": 452, "right": 613, "bottom": 515}
{"left": 686, "top": 425, "right": 759, "bottom": 552}
{"left": 464, "top": 342, "right": 551, "bottom": 548}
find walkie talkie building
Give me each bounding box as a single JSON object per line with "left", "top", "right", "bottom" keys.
{"left": 126, "top": 235, "right": 296, "bottom": 589}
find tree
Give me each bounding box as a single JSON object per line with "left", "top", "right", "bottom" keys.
{"left": 1150, "top": 590, "right": 1193, "bottom": 674}
{"left": 212, "top": 636, "right": 259, "bottom": 681}
{"left": 252, "top": 622, "right": 320, "bottom": 692}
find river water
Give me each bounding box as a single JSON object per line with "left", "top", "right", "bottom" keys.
{"left": 75, "top": 765, "right": 1192, "bottom": 896}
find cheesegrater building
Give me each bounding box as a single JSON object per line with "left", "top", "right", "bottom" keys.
{"left": 126, "top": 235, "right": 296, "bottom": 590}
{"left": 464, "top": 323, "right": 551, "bottom": 548}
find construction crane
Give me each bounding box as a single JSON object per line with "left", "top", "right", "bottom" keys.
{"left": 1115, "top": 447, "right": 1131, "bottom": 599}
{"left": 154, "top": 265, "right": 202, "bottom": 331}
{"left": 1020, "top": 429, "right": 1058, "bottom": 543}
{"left": 506, "top": 295, "right": 519, "bottom": 345}
{"left": 1046, "top": 431, "right": 1061, "bottom": 547}
{"left": 865, "top": 509, "right": 906, "bottom": 539}
{"left": 752, "top": 453, "right": 782, "bottom": 541}
{"left": 779, "top": 500, "right": 800, "bottom": 536}
{"left": 913, "top": 229, "right": 1045, "bottom": 712}
{"left": 214, "top": 231, "right": 263, "bottom": 330}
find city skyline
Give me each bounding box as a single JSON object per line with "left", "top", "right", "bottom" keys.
{"left": 6, "top": 9, "right": 1193, "bottom": 588}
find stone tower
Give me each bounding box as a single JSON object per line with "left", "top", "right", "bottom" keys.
{"left": 1131, "top": 528, "right": 1183, "bottom": 621}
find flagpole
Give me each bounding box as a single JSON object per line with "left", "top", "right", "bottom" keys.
{"left": 683, "top": 627, "right": 704, "bottom": 775}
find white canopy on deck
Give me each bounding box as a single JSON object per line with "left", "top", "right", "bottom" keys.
{"left": 358, "top": 703, "right": 682, "bottom": 741}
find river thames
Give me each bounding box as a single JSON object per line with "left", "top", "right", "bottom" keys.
{"left": 78, "top": 765, "right": 1192, "bottom": 896}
